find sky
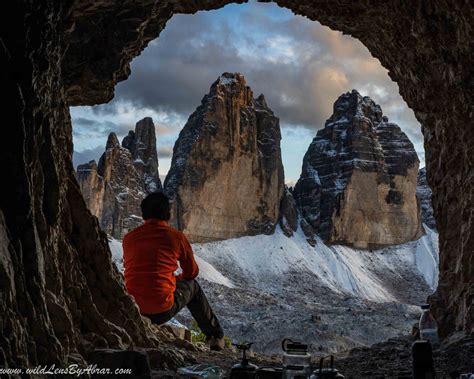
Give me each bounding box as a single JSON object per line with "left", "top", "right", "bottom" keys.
{"left": 71, "top": 1, "right": 424, "bottom": 183}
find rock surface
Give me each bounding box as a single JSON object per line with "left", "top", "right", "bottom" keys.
{"left": 164, "top": 73, "right": 284, "bottom": 242}
{"left": 77, "top": 118, "right": 161, "bottom": 239}
{"left": 294, "top": 90, "right": 423, "bottom": 249}
{"left": 122, "top": 117, "right": 162, "bottom": 193}
{"left": 417, "top": 167, "right": 437, "bottom": 230}
{"left": 87, "top": 349, "right": 152, "bottom": 377}
{"left": 279, "top": 187, "right": 299, "bottom": 237}
{"left": 1, "top": 0, "right": 472, "bottom": 370}
{"left": 337, "top": 334, "right": 474, "bottom": 378}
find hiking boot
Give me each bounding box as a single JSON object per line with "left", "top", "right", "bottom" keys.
{"left": 208, "top": 336, "right": 225, "bottom": 351}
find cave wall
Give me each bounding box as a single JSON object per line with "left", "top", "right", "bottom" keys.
{"left": 1, "top": 0, "right": 472, "bottom": 369}
{"left": 0, "top": 0, "right": 168, "bottom": 369}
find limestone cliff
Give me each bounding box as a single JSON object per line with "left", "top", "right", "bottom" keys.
{"left": 164, "top": 73, "right": 284, "bottom": 242}
{"left": 77, "top": 118, "right": 162, "bottom": 239}
{"left": 122, "top": 117, "right": 161, "bottom": 193}
{"left": 294, "top": 90, "right": 423, "bottom": 249}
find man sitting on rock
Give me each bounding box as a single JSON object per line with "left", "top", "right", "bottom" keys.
{"left": 123, "top": 192, "right": 225, "bottom": 350}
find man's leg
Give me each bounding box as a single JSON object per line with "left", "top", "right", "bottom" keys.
{"left": 141, "top": 305, "right": 177, "bottom": 325}
{"left": 175, "top": 280, "right": 224, "bottom": 339}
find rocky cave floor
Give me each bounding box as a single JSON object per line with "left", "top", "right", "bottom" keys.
{"left": 148, "top": 332, "right": 474, "bottom": 378}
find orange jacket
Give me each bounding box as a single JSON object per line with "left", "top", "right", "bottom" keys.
{"left": 123, "top": 219, "right": 199, "bottom": 314}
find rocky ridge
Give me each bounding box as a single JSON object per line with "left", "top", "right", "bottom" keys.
{"left": 293, "top": 90, "right": 423, "bottom": 249}
{"left": 77, "top": 117, "right": 162, "bottom": 239}
{"left": 164, "top": 72, "right": 284, "bottom": 242}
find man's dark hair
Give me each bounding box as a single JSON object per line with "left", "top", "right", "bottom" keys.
{"left": 141, "top": 192, "right": 171, "bottom": 220}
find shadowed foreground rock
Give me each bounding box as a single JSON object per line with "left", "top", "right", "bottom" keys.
{"left": 0, "top": 0, "right": 472, "bottom": 372}
{"left": 294, "top": 90, "right": 423, "bottom": 249}
{"left": 336, "top": 334, "right": 474, "bottom": 378}
{"left": 164, "top": 73, "right": 284, "bottom": 242}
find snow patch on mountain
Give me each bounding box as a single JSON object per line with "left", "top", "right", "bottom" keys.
{"left": 110, "top": 226, "right": 438, "bottom": 303}
{"left": 192, "top": 225, "right": 438, "bottom": 303}
{"left": 415, "top": 226, "right": 439, "bottom": 289}
{"left": 194, "top": 256, "right": 235, "bottom": 288}
{"left": 109, "top": 237, "right": 124, "bottom": 273}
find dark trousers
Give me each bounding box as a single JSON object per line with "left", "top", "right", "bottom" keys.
{"left": 142, "top": 279, "right": 224, "bottom": 339}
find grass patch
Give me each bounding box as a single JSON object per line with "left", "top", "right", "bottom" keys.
{"left": 191, "top": 320, "right": 232, "bottom": 347}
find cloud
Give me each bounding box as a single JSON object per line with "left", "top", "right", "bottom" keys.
{"left": 105, "top": 3, "right": 419, "bottom": 134}
{"left": 157, "top": 146, "right": 174, "bottom": 158}
{"left": 73, "top": 145, "right": 104, "bottom": 169}
{"left": 72, "top": 117, "right": 130, "bottom": 138}
{"left": 71, "top": 1, "right": 425, "bottom": 178}
{"left": 73, "top": 117, "right": 96, "bottom": 127}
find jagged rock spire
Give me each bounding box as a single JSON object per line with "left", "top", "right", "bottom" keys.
{"left": 106, "top": 132, "right": 120, "bottom": 149}
{"left": 77, "top": 117, "right": 162, "bottom": 239}
{"left": 122, "top": 117, "right": 161, "bottom": 192}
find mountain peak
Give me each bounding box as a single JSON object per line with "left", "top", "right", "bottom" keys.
{"left": 216, "top": 72, "right": 246, "bottom": 86}
{"left": 294, "top": 89, "right": 422, "bottom": 248}
{"left": 77, "top": 117, "right": 162, "bottom": 239}
{"left": 122, "top": 117, "right": 161, "bottom": 193}
{"left": 332, "top": 90, "right": 383, "bottom": 123}
{"left": 105, "top": 132, "right": 120, "bottom": 150}
{"left": 164, "top": 73, "right": 284, "bottom": 242}
{"left": 208, "top": 72, "right": 251, "bottom": 100}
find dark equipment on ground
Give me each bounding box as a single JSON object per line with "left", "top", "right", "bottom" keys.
{"left": 412, "top": 340, "right": 435, "bottom": 379}
{"left": 230, "top": 342, "right": 259, "bottom": 379}
{"left": 310, "top": 355, "right": 344, "bottom": 378}
{"left": 229, "top": 339, "right": 349, "bottom": 378}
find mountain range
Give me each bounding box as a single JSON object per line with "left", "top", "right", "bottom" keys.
{"left": 77, "top": 72, "right": 435, "bottom": 244}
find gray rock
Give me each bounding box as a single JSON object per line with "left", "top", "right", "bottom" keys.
{"left": 77, "top": 118, "right": 162, "bottom": 238}
{"left": 122, "top": 117, "right": 162, "bottom": 193}
{"left": 417, "top": 167, "right": 437, "bottom": 230}
{"left": 300, "top": 218, "right": 317, "bottom": 246}
{"left": 294, "top": 90, "right": 423, "bottom": 248}
{"left": 87, "top": 349, "right": 151, "bottom": 378}
{"left": 279, "top": 187, "right": 298, "bottom": 237}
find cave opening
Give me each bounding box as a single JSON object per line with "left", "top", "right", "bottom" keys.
{"left": 70, "top": 2, "right": 437, "bottom": 355}
{"left": 2, "top": 0, "right": 472, "bottom": 375}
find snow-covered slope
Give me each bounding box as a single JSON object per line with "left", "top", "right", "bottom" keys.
{"left": 415, "top": 226, "right": 439, "bottom": 289}
{"left": 109, "top": 226, "right": 438, "bottom": 354}
{"left": 193, "top": 227, "right": 437, "bottom": 303}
